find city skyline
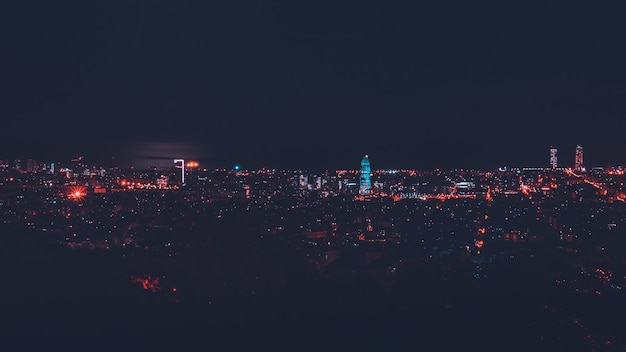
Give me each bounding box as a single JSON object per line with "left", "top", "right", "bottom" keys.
{"left": 3, "top": 144, "right": 626, "bottom": 349}
{"left": 0, "top": 142, "right": 616, "bottom": 173}
{"left": 5, "top": 2, "right": 626, "bottom": 349}
{"left": 4, "top": 2, "right": 626, "bottom": 171}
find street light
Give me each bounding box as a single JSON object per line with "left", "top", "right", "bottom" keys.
{"left": 174, "top": 159, "right": 185, "bottom": 185}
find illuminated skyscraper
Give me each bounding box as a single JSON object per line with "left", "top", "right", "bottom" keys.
{"left": 359, "top": 154, "right": 371, "bottom": 195}
{"left": 550, "top": 147, "right": 557, "bottom": 170}
{"left": 574, "top": 145, "right": 584, "bottom": 172}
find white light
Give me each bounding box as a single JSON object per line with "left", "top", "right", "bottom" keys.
{"left": 174, "top": 159, "right": 185, "bottom": 184}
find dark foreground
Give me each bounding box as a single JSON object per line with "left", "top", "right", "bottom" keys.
{"left": 1, "top": 225, "right": 624, "bottom": 352}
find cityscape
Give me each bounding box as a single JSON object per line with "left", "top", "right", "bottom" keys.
{"left": 6, "top": 1, "right": 626, "bottom": 350}
{"left": 2, "top": 144, "right": 626, "bottom": 350}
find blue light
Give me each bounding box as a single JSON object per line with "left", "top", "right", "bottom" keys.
{"left": 234, "top": 165, "right": 240, "bottom": 171}
{"left": 359, "top": 155, "right": 371, "bottom": 195}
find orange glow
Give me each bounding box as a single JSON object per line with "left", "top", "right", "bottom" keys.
{"left": 478, "top": 227, "right": 486, "bottom": 235}
{"left": 131, "top": 275, "right": 160, "bottom": 292}
{"left": 475, "top": 240, "right": 484, "bottom": 248}
{"left": 520, "top": 184, "right": 531, "bottom": 195}
{"left": 185, "top": 161, "right": 199, "bottom": 168}
{"left": 67, "top": 186, "right": 86, "bottom": 201}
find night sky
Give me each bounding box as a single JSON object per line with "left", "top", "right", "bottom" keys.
{"left": 4, "top": 2, "right": 626, "bottom": 170}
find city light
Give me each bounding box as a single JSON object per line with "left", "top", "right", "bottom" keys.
{"left": 67, "top": 186, "right": 86, "bottom": 201}
{"left": 9, "top": 3, "right": 626, "bottom": 348}
{"left": 2, "top": 145, "right": 626, "bottom": 349}
{"left": 186, "top": 161, "right": 199, "bottom": 168}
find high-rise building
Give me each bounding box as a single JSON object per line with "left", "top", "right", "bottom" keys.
{"left": 575, "top": 145, "right": 584, "bottom": 172}
{"left": 26, "top": 158, "right": 37, "bottom": 173}
{"left": 550, "top": 147, "right": 558, "bottom": 170}
{"left": 359, "top": 155, "right": 371, "bottom": 195}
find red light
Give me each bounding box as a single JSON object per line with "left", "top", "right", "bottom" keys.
{"left": 131, "top": 275, "right": 160, "bottom": 292}
{"left": 67, "top": 186, "right": 86, "bottom": 201}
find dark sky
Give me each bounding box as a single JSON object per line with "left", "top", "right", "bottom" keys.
{"left": 4, "top": 1, "right": 626, "bottom": 170}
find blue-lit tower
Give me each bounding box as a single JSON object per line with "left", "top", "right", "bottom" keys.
{"left": 359, "top": 154, "right": 371, "bottom": 195}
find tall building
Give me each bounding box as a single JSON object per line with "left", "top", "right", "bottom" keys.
{"left": 359, "top": 154, "right": 371, "bottom": 195}
{"left": 26, "top": 158, "right": 37, "bottom": 173}
{"left": 574, "top": 145, "right": 584, "bottom": 172}
{"left": 550, "top": 147, "right": 558, "bottom": 170}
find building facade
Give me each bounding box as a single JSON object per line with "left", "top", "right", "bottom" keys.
{"left": 359, "top": 155, "right": 371, "bottom": 195}
{"left": 574, "top": 145, "right": 584, "bottom": 172}
{"left": 550, "top": 147, "right": 558, "bottom": 170}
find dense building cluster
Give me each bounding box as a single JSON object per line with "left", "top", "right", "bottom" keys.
{"left": 1, "top": 154, "right": 626, "bottom": 349}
